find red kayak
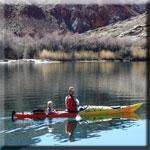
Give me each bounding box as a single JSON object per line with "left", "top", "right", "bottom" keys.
{"left": 12, "top": 111, "right": 78, "bottom": 119}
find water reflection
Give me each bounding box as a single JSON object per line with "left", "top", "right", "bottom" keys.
{"left": 132, "top": 62, "right": 146, "bottom": 76}
{"left": 0, "top": 61, "right": 147, "bottom": 146}
{"left": 100, "top": 62, "right": 115, "bottom": 74}
{"left": 46, "top": 112, "right": 142, "bottom": 143}
{"left": 65, "top": 120, "right": 77, "bottom": 142}
{"left": 38, "top": 62, "right": 115, "bottom": 77}
{"left": 1, "top": 110, "right": 145, "bottom": 147}
{"left": 81, "top": 113, "right": 142, "bottom": 123}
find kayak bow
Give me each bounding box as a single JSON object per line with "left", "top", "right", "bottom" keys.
{"left": 12, "top": 103, "right": 143, "bottom": 119}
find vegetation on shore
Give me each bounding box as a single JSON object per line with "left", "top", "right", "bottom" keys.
{"left": 39, "top": 48, "right": 146, "bottom": 61}
{"left": 1, "top": 30, "right": 147, "bottom": 61}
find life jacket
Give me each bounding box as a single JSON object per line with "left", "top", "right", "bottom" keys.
{"left": 46, "top": 107, "right": 54, "bottom": 113}
{"left": 65, "top": 95, "right": 77, "bottom": 112}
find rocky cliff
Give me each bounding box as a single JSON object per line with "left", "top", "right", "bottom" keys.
{"left": 1, "top": 4, "right": 146, "bottom": 37}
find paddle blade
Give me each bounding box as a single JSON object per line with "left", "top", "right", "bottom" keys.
{"left": 75, "top": 114, "right": 82, "bottom": 121}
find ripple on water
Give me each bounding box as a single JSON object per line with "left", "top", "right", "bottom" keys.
{"left": 0, "top": 117, "right": 11, "bottom": 120}
{"left": 5, "top": 127, "right": 22, "bottom": 134}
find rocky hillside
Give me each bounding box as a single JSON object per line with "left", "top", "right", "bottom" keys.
{"left": 1, "top": 4, "right": 146, "bottom": 37}
{"left": 82, "top": 12, "right": 146, "bottom": 44}
{"left": 0, "top": 4, "right": 147, "bottom": 60}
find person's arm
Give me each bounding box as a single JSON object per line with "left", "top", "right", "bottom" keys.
{"left": 75, "top": 98, "right": 80, "bottom": 106}
{"left": 52, "top": 108, "right": 56, "bottom": 112}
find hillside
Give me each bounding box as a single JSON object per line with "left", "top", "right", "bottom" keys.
{"left": 1, "top": 4, "right": 145, "bottom": 35}
{"left": 82, "top": 12, "right": 146, "bottom": 44}
{"left": 0, "top": 4, "right": 147, "bottom": 60}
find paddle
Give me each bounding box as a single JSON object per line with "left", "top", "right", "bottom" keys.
{"left": 11, "top": 111, "right": 16, "bottom": 120}
{"left": 75, "top": 99, "right": 82, "bottom": 121}
{"left": 75, "top": 113, "right": 82, "bottom": 121}
{"left": 75, "top": 104, "right": 88, "bottom": 121}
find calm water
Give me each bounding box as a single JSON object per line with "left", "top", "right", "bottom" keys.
{"left": 0, "top": 61, "right": 147, "bottom": 147}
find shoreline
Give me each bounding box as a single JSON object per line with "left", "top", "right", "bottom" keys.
{"left": 0, "top": 58, "right": 147, "bottom": 64}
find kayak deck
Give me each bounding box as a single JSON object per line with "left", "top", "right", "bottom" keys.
{"left": 13, "top": 103, "right": 143, "bottom": 119}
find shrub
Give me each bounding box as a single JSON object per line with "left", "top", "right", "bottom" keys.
{"left": 0, "top": 41, "right": 4, "bottom": 59}
{"left": 1, "top": 29, "right": 146, "bottom": 60}
{"left": 117, "top": 47, "right": 132, "bottom": 59}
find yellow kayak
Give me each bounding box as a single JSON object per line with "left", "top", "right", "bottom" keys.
{"left": 79, "top": 103, "right": 143, "bottom": 116}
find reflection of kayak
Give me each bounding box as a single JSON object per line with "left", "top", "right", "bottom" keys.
{"left": 12, "top": 103, "right": 143, "bottom": 119}
{"left": 81, "top": 112, "right": 142, "bottom": 123}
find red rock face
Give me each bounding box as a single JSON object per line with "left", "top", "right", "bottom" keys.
{"left": 94, "top": 16, "right": 104, "bottom": 28}
{"left": 3, "top": 4, "right": 146, "bottom": 35}
{"left": 50, "top": 5, "right": 145, "bottom": 33}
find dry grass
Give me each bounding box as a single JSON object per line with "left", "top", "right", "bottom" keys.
{"left": 39, "top": 49, "right": 100, "bottom": 60}
{"left": 99, "top": 50, "right": 115, "bottom": 60}
{"left": 74, "top": 51, "right": 99, "bottom": 60}
{"left": 39, "top": 49, "right": 73, "bottom": 60}
{"left": 39, "top": 49, "right": 147, "bottom": 61}
{"left": 131, "top": 47, "right": 147, "bottom": 59}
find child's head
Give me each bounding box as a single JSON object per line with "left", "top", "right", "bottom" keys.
{"left": 47, "top": 101, "right": 53, "bottom": 108}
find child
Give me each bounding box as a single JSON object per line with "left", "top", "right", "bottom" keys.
{"left": 47, "top": 101, "right": 56, "bottom": 113}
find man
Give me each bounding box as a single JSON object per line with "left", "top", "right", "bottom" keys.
{"left": 65, "top": 87, "right": 79, "bottom": 112}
